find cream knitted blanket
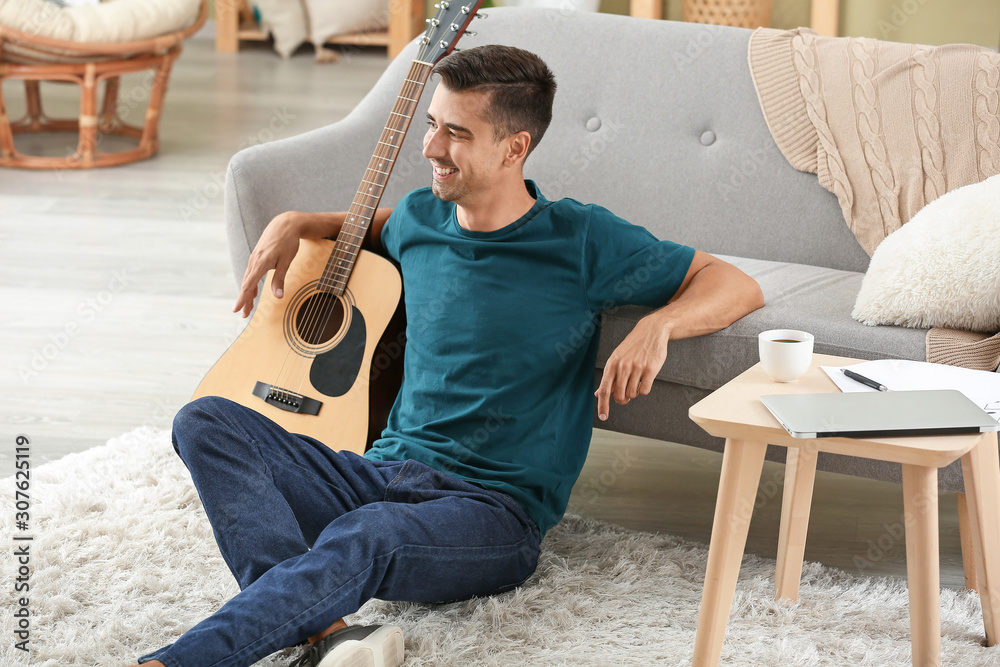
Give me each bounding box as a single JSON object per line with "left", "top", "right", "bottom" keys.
{"left": 748, "top": 27, "right": 1000, "bottom": 257}
{"left": 749, "top": 28, "right": 1000, "bottom": 372}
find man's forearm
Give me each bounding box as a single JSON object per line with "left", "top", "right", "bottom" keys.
{"left": 291, "top": 211, "right": 349, "bottom": 239}
{"left": 284, "top": 209, "right": 393, "bottom": 252}
{"left": 234, "top": 208, "right": 394, "bottom": 317}
{"left": 645, "top": 260, "right": 764, "bottom": 341}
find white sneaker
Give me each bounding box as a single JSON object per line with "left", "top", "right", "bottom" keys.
{"left": 290, "top": 625, "right": 405, "bottom": 667}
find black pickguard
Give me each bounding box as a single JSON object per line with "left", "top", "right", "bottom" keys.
{"left": 310, "top": 306, "right": 366, "bottom": 397}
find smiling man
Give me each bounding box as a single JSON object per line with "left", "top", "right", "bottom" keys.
{"left": 132, "top": 45, "right": 763, "bottom": 667}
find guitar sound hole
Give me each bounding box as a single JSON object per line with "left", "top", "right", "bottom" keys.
{"left": 295, "top": 292, "right": 345, "bottom": 346}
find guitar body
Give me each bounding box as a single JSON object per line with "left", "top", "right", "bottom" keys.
{"left": 194, "top": 240, "right": 403, "bottom": 454}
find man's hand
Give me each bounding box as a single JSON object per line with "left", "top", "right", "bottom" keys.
{"left": 594, "top": 315, "right": 671, "bottom": 421}
{"left": 233, "top": 211, "right": 309, "bottom": 318}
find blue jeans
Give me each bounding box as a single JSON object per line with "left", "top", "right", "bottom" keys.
{"left": 140, "top": 396, "right": 541, "bottom": 667}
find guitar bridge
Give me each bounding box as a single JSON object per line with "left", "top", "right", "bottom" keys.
{"left": 252, "top": 382, "right": 322, "bottom": 416}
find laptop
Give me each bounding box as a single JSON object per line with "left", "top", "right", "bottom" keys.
{"left": 760, "top": 389, "right": 999, "bottom": 439}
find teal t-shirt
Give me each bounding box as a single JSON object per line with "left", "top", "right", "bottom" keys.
{"left": 364, "top": 181, "right": 695, "bottom": 537}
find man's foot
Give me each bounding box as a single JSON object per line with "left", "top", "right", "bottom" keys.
{"left": 289, "top": 625, "right": 404, "bottom": 667}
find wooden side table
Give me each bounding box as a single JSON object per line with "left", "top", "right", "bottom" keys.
{"left": 688, "top": 354, "right": 1000, "bottom": 667}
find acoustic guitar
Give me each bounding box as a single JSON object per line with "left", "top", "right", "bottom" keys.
{"left": 193, "top": 1, "right": 486, "bottom": 453}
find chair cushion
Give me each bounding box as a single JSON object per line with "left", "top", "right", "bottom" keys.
{"left": 596, "top": 255, "right": 929, "bottom": 391}
{"left": 0, "top": 0, "right": 200, "bottom": 44}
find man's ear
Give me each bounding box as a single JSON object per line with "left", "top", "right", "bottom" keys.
{"left": 504, "top": 131, "right": 532, "bottom": 166}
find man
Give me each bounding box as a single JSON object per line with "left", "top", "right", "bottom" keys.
{"left": 133, "top": 45, "right": 763, "bottom": 667}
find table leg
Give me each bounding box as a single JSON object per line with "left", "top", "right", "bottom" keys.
{"left": 215, "top": 0, "right": 240, "bottom": 53}
{"left": 959, "top": 433, "right": 1000, "bottom": 645}
{"left": 774, "top": 444, "right": 818, "bottom": 601}
{"left": 901, "top": 464, "right": 941, "bottom": 667}
{"left": 955, "top": 492, "right": 979, "bottom": 591}
{"left": 388, "top": 0, "right": 425, "bottom": 60}
{"left": 810, "top": 0, "right": 840, "bottom": 36}
{"left": 693, "top": 438, "right": 767, "bottom": 667}
{"left": 630, "top": 0, "right": 663, "bottom": 20}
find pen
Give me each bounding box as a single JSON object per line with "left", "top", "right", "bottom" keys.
{"left": 842, "top": 368, "right": 890, "bottom": 392}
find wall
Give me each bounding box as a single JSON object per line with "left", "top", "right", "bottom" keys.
{"left": 474, "top": 0, "right": 1000, "bottom": 48}
{"left": 839, "top": 0, "right": 999, "bottom": 47}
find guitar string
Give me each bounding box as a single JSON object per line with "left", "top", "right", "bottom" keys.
{"left": 277, "top": 1, "right": 481, "bottom": 405}
{"left": 275, "top": 65, "right": 424, "bottom": 404}
{"left": 283, "top": 57, "right": 434, "bottom": 402}
{"left": 277, "top": 9, "right": 474, "bottom": 412}
{"left": 298, "top": 63, "right": 422, "bottom": 340}
{"left": 283, "top": 19, "right": 463, "bottom": 401}
{"left": 284, "top": 68, "right": 421, "bottom": 403}
{"left": 282, "top": 140, "right": 392, "bottom": 398}
{"left": 293, "top": 64, "right": 425, "bottom": 377}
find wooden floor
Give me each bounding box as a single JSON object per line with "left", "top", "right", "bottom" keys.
{"left": 0, "top": 26, "right": 967, "bottom": 589}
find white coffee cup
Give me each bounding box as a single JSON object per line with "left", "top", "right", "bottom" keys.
{"left": 758, "top": 329, "right": 814, "bottom": 382}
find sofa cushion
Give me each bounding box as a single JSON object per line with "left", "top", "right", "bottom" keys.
{"left": 596, "top": 255, "right": 928, "bottom": 391}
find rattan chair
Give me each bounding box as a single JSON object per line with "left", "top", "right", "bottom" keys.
{"left": 0, "top": 0, "right": 207, "bottom": 169}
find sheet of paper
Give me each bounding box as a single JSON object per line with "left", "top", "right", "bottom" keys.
{"left": 821, "top": 360, "right": 1000, "bottom": 423}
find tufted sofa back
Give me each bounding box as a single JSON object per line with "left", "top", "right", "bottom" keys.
{"left": 384, "top": 9, "right": 869, "bottom": 272}
{"left": 227, "top": 8, "right": 872, "bottom": 278}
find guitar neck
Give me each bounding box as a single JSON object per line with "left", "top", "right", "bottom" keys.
{"left": 316, "top": 0, "right": 485, "bottom": 295}
{"left": 320, "top": 59, "right": 434, "bottom": 295}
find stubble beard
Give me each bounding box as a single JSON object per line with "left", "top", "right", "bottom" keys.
{"left": 430, "top": 172, "right": 467, "bottom": 203}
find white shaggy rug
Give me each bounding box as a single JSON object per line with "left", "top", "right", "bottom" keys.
{"left": 3, "top": 427, "right": 1000, "bottom": 666}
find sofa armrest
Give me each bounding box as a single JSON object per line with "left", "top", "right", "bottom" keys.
{"left": 223, "top": 117, "right": 368, "bottom": 286}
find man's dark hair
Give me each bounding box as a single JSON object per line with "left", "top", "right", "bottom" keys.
{"left": 433, "top": 45, "right": 557, "bottom": 157}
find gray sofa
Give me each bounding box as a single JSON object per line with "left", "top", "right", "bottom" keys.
{"left": 223, "top": 9, "right": 958, "bottom": 491}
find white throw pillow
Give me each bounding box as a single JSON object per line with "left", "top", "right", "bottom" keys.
{"left": 304, "top": 0, "right": 388, "bottom": 46}
{"left": 251, "top": 0, "right": 308, "bottom": 59}
{"left": 852, "top": 174, "right": 1000, "bottom": 333}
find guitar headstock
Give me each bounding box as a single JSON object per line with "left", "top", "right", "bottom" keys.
{"left": 416, "top": 1, "right": 487, "bottom": 65}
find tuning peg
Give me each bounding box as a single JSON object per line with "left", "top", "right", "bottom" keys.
{"left": 465, "top": 30, "right": 477, "bottom": 37}
{"left": 434, "top": 2, "right": 451, "bottom": 8}
{"left": 461, "top": 5, "right": 471, "bottom": 13}
{"left": 476, "top": 12, "right": 487, "bottom": 19}
{"left": 426, "top": 17, "right": 440, "bottom": 26}
{"left": 450, "top": 23, "right": 460, "bottom": 31}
